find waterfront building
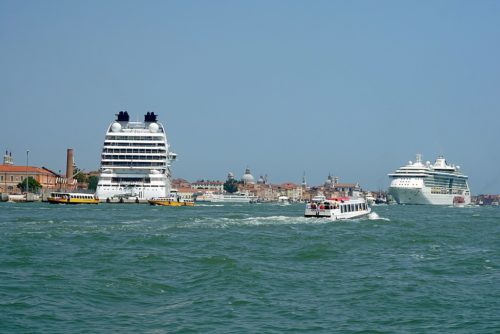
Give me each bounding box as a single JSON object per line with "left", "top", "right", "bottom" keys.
{"left": 322, "top": 173, "right": 362, "bottom": 197}
{"left": 472, "top": 194, "right": 500, "bottom": 206}
{"left": 173, "top": 186, "right": 196, "bottom": 201}
{"left": 275, "top": 182, "right": 303, "bottom": 202}
{"left": 0, "top": 164, "right": 60, "bottom": 194}
{"left": 190, "top": 180, "right": 224, "bottom": 192}
{"left": 172, "top": 178, "right": 191, "bottom": 189}
{"left": 332, "top": 182, "right": 362, "bottom": 197}
{"left": 0, "top": 150, "right": 77, "bottom": 194}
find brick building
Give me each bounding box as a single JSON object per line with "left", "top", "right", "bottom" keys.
{"left": 0, "top": 165, "right": 60, "bottom": 194}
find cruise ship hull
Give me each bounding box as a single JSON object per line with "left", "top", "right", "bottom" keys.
{"left": 96, "top": 184, "right": 169, "bottom": 201}
{"left": 96, "top": 170, "right": 171, "bottom": 201}
{"left": 389, "top": 187, "right": 471, "bottom": 205}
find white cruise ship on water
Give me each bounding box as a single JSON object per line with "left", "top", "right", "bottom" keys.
{"left": 96, "top": 111, "right": 177, "bottom": 201}
{"left": 388, "top": 154, "right": 471, "bottom": 205}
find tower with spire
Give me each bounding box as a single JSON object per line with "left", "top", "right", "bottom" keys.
{"left": 3, "top": 150, "right": 13, "bottom": 165}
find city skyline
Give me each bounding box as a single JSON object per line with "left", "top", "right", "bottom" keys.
{"left": 1, "top": 1, "right": 500, "bottom": 193}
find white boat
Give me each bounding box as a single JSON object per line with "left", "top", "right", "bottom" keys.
{"left": 388, "top": 154, "right": 471, "bottom": 205}
{"left": 364, "top": 192, "right": 375, "bottom": 205}
{"left": 195, "top": 191, "right": 257, "bottom": 203}
{"left": 148, "top": 191, "right": 194, "bottom": 206}
{"left": 95, "top": 112, "right": 177, "bottom": 201}
{"left": 453, "top": 196, "right": 466, "bottom": 208}
{"left": 304, "top": 195, "right": 371, "bottom": 220}
{"left": 278, "top": 196, "right": 290, "bottom": 205}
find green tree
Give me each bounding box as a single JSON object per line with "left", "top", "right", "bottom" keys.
{"left": 74, "top": 173, "right": 87, "bottom": 184}
{"left": 88, "top": 176, "right": 99, "bottom": 191}
{"left": 17, "top": 177, "right": 42, "bottom": 193}
{"left": 223, "top": 179, "right": 239, "bottom": 193}
{"left": 73, "top": 168, "right": 87, "bottom": 183}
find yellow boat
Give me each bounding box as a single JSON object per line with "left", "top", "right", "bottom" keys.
{"left": 47, "top": 192, "right": 99, "bottom": 204}
{"left": 148, "top": 196, "right": 194, "bottom": 207}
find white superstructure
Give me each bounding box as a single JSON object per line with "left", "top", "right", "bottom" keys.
{"left": 96, "top": 111, "right": 177, "bottom": 201}
{"left": 195, "top": 191, "right": 257, "bottom": 203}
{"left": 388, "top": 154, "right": 471, "bottom": 205}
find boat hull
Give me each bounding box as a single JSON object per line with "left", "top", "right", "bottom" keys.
{"left": 148, "top": 199, "right": 194, "bottom": 206}
{"left": 96, "top": 180, "right": 169, "bottom": 201}
{"left": 389, "top": 187, "right": 471, "bottom": 205}
{"left": 304, "top": 208, "right": 371, "bottom": 220}
{"left": 47, "top": 198, "right": 99, "bottom": 204}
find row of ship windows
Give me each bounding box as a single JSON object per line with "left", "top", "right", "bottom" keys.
{"left": 340, "top": 203, "right": 367, "bottom": 213}
{"left": 102, "top": 149, "right": 166, "bottom": 154}
{"left": 425, "top": 178, "right": 467, "bottom": 183}
{"left": 106, "top": 136, "right": 164, "bottom": 141}
{"left": 111, "top": 177, "right": 151, "bottom": 183}
{"left": 99, "top": 178, "right": 156, "bottom": 183}
{"left": 101, "top": 155, "right": 166, "bottom": 160}
{"left": 101, "top": 162, "right": 166, "bottom": 167}
{"left": 98, "top": 185, "right": 164, "bottom": 188}
{"left": 396, "top": 178, "right": 419, "bottom": 185}
{"left": 424, "top": 181, "right": 467, "bottom": 188}
{"left": 53, "top": 194, "right": 95, "bottom": 200}
{"left": 104, "top": 142, "right": 166, "bottom": 147}
{"left": 430, "top": 189, "right": 466, "bottom": 194}
{"left": 427, "top": 175, "right": 465, "bottom": 181}
{"left": 425, "top": 185, "right": 468, "bottom": 190}
{"left": 396, "top": 178, "right": 466, "bottom": 187}
{"left": 312, "top": 203, "right": 367, "bottom": 212}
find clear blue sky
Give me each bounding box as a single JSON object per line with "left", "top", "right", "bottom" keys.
{"left": 1, "top": 1, "right": 499, "bottom": 193}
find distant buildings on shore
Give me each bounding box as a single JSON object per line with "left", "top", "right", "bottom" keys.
{"left": 472, "top": 195, "right": 500, "bottom": 206}
{"left": 1, "top": 149, "right": 363, "bottom": 201}
{"left": 3, "top": 149, "right": 499, "bottom": 205}
{"left": 0, "top": 150, "right": 80, "bottom": 194}
{"left": 172, "top": 168, "right": 364, "bottom": 202}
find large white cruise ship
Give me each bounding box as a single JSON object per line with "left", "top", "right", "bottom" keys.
{"left": 388, "top": 154, "right": 471, "bottom": 205}
{"left": 96, "top": 111, "right": 177, "bottom": 201}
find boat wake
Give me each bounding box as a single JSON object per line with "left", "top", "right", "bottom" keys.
{"left": 188, "top": 215, "right": 330, "bottom": 228}
{"left": 367, "top": 212, "right": 390, "bottom": 221}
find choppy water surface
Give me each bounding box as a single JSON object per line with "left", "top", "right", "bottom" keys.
{"left": 0, "top": 202, "right": 499, "bottom": 333}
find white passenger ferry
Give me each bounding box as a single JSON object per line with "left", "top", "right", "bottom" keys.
{"left": 96, "top": 111, "right": 177, "bottom": 201}
{"left": 195, "top": 191, "right": 257, "bottom": 203}
{"left": 304, "top": 195, "right": 371, "bottom": 220}
{"left": 388, "top": 154, "right": 471, "bottom": 205}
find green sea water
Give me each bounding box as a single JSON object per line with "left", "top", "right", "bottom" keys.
{"left": 0, "top": 202, "right": 499, "bottom": 333}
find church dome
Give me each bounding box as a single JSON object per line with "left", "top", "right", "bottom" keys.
{"left": 324, "top": 174, "right": 334, "bottom": 187}
{"left": 242, "top": 168, "right": 255, "bottom": 184}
